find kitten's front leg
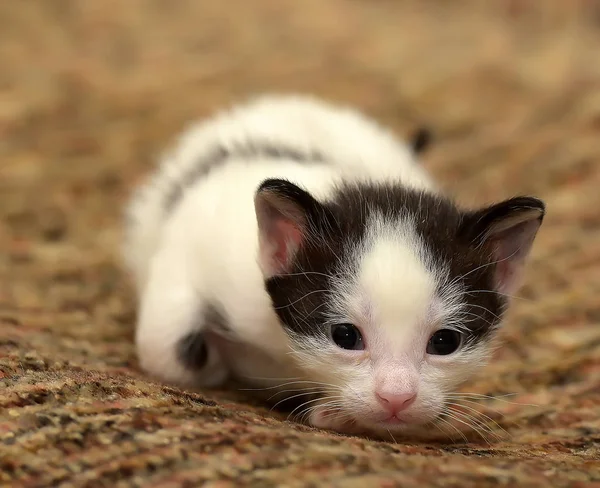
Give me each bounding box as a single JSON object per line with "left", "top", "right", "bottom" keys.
{"left": 135, "top": 245, "right": 228, "bottom": 388}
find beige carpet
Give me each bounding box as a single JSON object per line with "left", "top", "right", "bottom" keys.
{"left": 1, "top": 1, "right": 599, "bottom": 486}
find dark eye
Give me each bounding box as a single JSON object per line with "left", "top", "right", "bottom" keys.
{"left": 330, "top": 324, "right": 364, "bottom": 350}
{"left": 426, "top": 329, "right": 462, "bottom": 356}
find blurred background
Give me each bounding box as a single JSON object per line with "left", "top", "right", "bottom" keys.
{"left": 1, "top": 2, "right": 600, "bottom": 485}
{"left": 1, "top": 0, "right": 599, "bottom": 419}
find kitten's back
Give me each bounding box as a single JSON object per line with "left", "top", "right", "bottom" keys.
{"left": 122, "top": 94, "right": 432, "bottom": 292}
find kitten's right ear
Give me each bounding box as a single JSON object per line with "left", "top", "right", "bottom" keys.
{"left": 254, "top": 179, "right": 328, "bottom": 279}
{"left": 460, "top": 196, "right": 546, "bottom": 295}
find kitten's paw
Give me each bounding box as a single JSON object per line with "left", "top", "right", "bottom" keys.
{"left": 176, "top": 331, "right": 229, "bottom": 388}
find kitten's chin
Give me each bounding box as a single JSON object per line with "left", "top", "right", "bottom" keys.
{"left": 361, "top": 419, "right": 430, "bottom": 438}
{"left": 308, "top": 406, "right": 436, "bottom": 439}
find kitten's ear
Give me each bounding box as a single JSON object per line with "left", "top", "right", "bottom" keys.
{"left": 254, "top": 179, "right": 328, "bottom": 279}
{"left": 460, "top": 197, "right": 545, "bottom": 295}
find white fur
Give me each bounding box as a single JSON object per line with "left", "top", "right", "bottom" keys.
{"left": 124, "top": 94, "right": 434, "bottom": 292}
{"left": 122, "top": 94, "right": 486, "bottom": 437}
{"left": 290, "top": 213, "right": 491, "bottom": 436}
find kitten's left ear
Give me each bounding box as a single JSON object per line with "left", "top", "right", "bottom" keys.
{"left": 254, "top": 178, "right": 332, "bottom": 279}
{"left": 460, "top": 197, "right": 546, "bottom": 295}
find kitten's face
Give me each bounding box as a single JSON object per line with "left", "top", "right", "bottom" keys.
{"left": 275, "top": 241, "right": 496, "bottom": 434}
{"left": 256, "top": 180, "right": 544, "bottom": 436}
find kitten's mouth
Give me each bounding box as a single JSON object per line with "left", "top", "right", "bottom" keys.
{"left": 380, "top": 415, "right": 405, "bottom": 425}
{"left": 351, "top": 413, "right": 411, "bottom": 430}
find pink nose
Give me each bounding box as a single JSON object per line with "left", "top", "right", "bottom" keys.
{"left": 376, "top": 391, "right": 416, "bottom": 414}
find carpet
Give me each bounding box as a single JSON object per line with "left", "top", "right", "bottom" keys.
{"left": 1, "top": 1, "right": 599, "bottom": 486}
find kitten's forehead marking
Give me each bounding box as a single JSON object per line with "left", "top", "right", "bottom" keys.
{"left": 356, "top": 219, "right": 437, "bottom": 349}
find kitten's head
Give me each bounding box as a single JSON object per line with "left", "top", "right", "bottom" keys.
{"left": 254, "top": 178, "right": 544, "bottom": 436}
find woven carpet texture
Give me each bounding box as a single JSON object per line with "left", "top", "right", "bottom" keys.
{"left": 1, "top": 1, "right": 599, "bottom": 487}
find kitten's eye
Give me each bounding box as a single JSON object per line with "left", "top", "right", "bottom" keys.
{"left": 330, "top": 324, "right": 364, "bottom": 350}
{"left": 426, "top": 329, "right": 462, "bottom": 356}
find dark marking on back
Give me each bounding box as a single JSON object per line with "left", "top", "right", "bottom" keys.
{"left": 163, "top": 142, "right": 326, "bottom": 214}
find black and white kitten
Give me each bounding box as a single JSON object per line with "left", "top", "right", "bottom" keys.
{"left": 122, "top": 95, "right": 544, "bottom": 438}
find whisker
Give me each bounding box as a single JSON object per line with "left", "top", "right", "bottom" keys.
{"left": 447, "top": 405, "right": 505, "bottom": 442}
{"left": 238, "top": 378, "right": 342, "bottom": 392}
{"left": 266, "top": 386, "right": 335, "bottom": 402}
{"left": 275, "top": 271, "right": 336, "bottom": 280}
{"left": 271, "top": 391, "right": 322, "bottom": 412}
{"left": 463, "top": 303, "right": 503, "bottom": 321}
{"left": 449, "top": 310, "right": 497, "bottom": 328}
{"left": 464, "top": 289, "right": 531, "bottom": 302}
{"left": 448, "top": 407, "right": 502, "bottom": 443}
{"left": 446, "top": 393, "right": 540, "bottom": 408}
{"left": 435, "top": 416, "right": 469, "bottom": 443}
{"left": 288, "top": 301, "right": 329, "bottom": 331}
{"left": 445, "top": 402, "right": 509, "bottom": 439}
{"left": 447, "top": 246, "right": 522, "bottom": 288}
{"left": 442, "top": 410, "right": 494, "bottom": 445}
{"left": 290, "top": 301, "right": 315, "bottom": 330}
{"left": 442, "top": 397, "right": 523, "bottom": 430}
{"left": 239, "top": 381, "right": 323, "bottom": 392}
{"left": 286, "top": 395, "right": 345, "bottom": 422}
{"left": 237, "top": 375, "right": 304, "bottom": 382}
{"left": 274, "top": 289, "right": 330, "bottom": 310}
{"left": 296, "top": 401, "right": 345, "bottom": 425}
{"left": 297, "top": 403, "right": 347, "bottom": 426}
{"left": 386, "top": 428, "right": 398, "bottom": 444}
{"left": 428, "top": 419, "right": 454, "bottom": 443}
{"left": 295, "top": 396, "right": 355, "bottom": 426}
{"left": 303, "top": 301, "right": 328, "bottom": 320}
{"left": 445, "top": 397, "right": 509, "bottom": 417}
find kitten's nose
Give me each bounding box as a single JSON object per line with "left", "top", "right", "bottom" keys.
{"left": 376, "top": 391, "right": 416, "bottom": 414}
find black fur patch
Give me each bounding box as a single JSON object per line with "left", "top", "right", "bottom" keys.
{"left": 177, "top": 331, "right": 208, "bottom": 370}
{"left": 410, "top": 127, "right": 433, "bottom": 154}
{"left": 265, "top": 181, "right": 543, "bottom": 347}
{"left": 177, "top": 303, "right": 230, "bottom": 370}
{"left": 164, "top": 142, "right": 325, "bottom": 213}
